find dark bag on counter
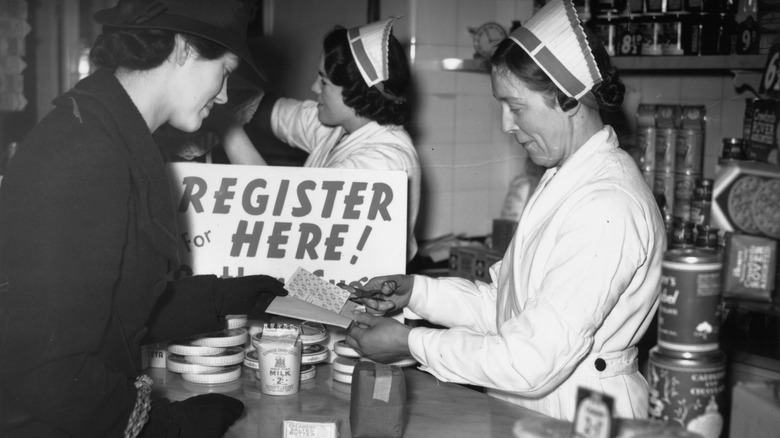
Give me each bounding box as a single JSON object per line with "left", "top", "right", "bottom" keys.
{"left": 349, "top": 361, "right": 407, "bottom": 438}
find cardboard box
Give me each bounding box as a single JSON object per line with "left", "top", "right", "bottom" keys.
{"left": 449, "top": 245, "right": 503, "bottom": 283}
{"left": 729, "top": 381, "right": 780, "bottom": 438}
{"left": 722, "top": 233, "right": 778, "bottom": 302}
{"left": 745, "top": 98, "right": 780, "bottom": 165}
{"left": 711, "top": 161, "right": 780, "bottom": 239}
{"left": 492, "top": 219, "right": 518, "bottom": 254}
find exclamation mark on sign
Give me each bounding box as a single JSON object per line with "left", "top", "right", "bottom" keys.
{"left": 350, "top": 225, "right": 373, "bottom": 265}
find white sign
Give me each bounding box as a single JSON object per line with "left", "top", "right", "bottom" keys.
{"left": 166, "top": 163, "right": 407, "bottom": 287}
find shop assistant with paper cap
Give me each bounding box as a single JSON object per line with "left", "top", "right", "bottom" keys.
{"left": 214, "top": 18, "right": 421, "bottom": 261}
{"left": 0, "top": 1, "right": 288, "bottom": 437}
{"left": 346, "top": 0, "right": 666, "bottom": 421}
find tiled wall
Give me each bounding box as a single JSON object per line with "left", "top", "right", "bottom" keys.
{"left": 406, "top": 0, "right": 756, "bottom": 241}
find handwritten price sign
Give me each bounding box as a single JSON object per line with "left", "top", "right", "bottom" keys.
{"left": 759, "top": 43, "right": 780, "bottom": 99}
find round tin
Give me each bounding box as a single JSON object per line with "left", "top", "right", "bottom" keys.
{"left": 243, "top": 350, "right": 260, "bottom": 370}
{"left": 670, "top": 219, "right": 695, "bottom": 249}
{"left": 300, "top": 364, "right": 317, "bottom": 381}
{"left": 299, "top": 321, "right": 328, "bottom": 345}
{"left": 673, "top": 173, "right": 699, "bottom": 221}
{"left": 301, "top": 343, "right": 329, "bottom": 365}
{"left": 720, "top": 137, "right": 744, "bottom": 160}
{"left": 648, "top": 347, "right": 727, "bottom": 438}
{"left": 655, "top": 127, "right": 677, "bottom": 173}
{"left": 675, "top": 129, "right": 704, "bottom": 174}
{"left": 658, "top": 249, "right": 723, "bottom": 354}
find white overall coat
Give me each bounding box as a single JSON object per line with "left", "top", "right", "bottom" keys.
{"left": 407, "top": 126, "right": 666, "bottom": 420}
{"left": 271, "top": 98, "right": 421, "bottom": 260}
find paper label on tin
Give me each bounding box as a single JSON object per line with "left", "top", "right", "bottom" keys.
{"left": 572, "top": 387, "right": 614, "bottom": 438}
{"left": 648, "top": 354, "right": 726, "bottom": 438}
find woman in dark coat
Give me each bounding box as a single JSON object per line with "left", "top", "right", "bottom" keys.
{"left": 0, "top": 1, "right": 286, "bottom": 437}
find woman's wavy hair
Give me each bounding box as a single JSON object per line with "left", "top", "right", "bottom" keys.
{"left": 487, "top": 25, "right": 624, "bottom": 113}
{"left": 90, "top": 27, "right": 228, "bottom": 72}
{"left": 322, "top": 26, "right": 412, "bottom": 126}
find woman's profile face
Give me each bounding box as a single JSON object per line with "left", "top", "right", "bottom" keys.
{"left": 167, "top": 42, "right": 239, "bottom": 132}
{"left": 491, "top": 68, "right": 573, "bottom": 168}
{"left": 310, "top": 54, "right": 358, "bottom": 130}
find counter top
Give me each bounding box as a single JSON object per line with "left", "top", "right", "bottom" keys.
{"left": 147, "top": 363, "right": 546, "bottom": 437}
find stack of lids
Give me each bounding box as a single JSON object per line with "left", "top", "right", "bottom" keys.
{"left": 166, "top": 315, "right": 248, "bottom": 385}
{"left": 331, "top": 339, "right": 418, "bottom": 386}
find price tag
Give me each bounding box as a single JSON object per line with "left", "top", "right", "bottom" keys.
{"left": 759, "top": 43, "right": 780, "bottom": 99}
{"left": 571, "top": 387, "right": 615, "bottom": 438}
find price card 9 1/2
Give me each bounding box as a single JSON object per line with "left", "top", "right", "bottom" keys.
{"left": 759, "top": 43, "right": 780, "bottom": 99}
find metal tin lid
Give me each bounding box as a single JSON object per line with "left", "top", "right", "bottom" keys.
{"left": 301, "top": 344, "right": 329, "bottom": 365}
{"left": 300, "top": 364, "right": 317, "bottom": 381}
{"left": 243, "top": 350, "right": 260, "bottom": 370}
{"left": 182, "top": 365, "right": 242, "bottom": 384}
{"left": 191, "top": 328, "right": 248, "bottom": 348}
{"left": 332, "top": 370, "right": 353, "bottom": 385}
{"left": 167, "top": 341, "right": 225, "bottom": 357}
{"left": 334, "top": 340, "right": 361, "bottom": 358}
{"left": 300, "top": 321, "right": 328, "bottom": 345}
{"left": 185, "top": 346, "right": 245, "bottom": 367}
{"left": 166, "top": 354, "right": 224, "bottom": 374}
{"left": 662, "top": 248, "right": 722, "bottom": 267}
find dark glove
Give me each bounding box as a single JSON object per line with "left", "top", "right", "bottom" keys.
{"left": 141, "top": 394, "right": 244, "bottom": 438}
{"left": 215, "top": 274, "right": 287, "bottom": 319}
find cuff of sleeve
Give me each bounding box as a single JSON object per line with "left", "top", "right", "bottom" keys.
{"left": 248, "top": 93, "right": 280, "bottom": 134}
{"left": 409, "top": 274, "right": 436, "bottom": 311}
{"left": 408, "top": 326, "right": 441, "bottom": 370}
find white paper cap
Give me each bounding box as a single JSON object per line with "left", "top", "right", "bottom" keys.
{"left": 347, "top": 17, "right": 401, "bottom": 87}
{"left": 509, "top": 0, "right": 601, "bottom": 100}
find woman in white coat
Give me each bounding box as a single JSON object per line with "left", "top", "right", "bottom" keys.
{"left": 218, "top": 18, "right": 420, "bottom": 260}
{"left": 344, "top": 0, "right": 666, "bottom": 421}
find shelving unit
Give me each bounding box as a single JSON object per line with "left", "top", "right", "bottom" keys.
{"left": 440, "top": 54, "right": 768, "bottom": 74}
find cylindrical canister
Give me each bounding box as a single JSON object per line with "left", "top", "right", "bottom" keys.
{"left": 675, "top": 129, "right": 704, "bottom": 174}
{"left": 658, "top": 249, "right": 723, "bottom": 354}
{"left": 670, "top": 219, "right": 695, "bottom": 249}
{"left": 648, "top": 347, "right": 727, "bottom": 438}
{"left": 640, "top": 13, "right": 664, "bottom": 55}
{"left": 689, "top": 178, "right": 713, "bottom": 226}
{"left": 636, "top": 126, "right": 657, "bottom": 172}
{"left": 673, "top": 173, "right": 699, "bottom": 221}
{"left": 655, "top": 127, "right": 677, "bottom": 172}
{"left": 653, "top": 170, "right": 675, "bottom": 218}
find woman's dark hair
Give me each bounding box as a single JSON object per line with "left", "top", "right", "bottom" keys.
{"left": 90, "top": 27, "right": 229, "bottom": 71}
{"left": 322, "top": 26, "right": 412, "bottom": 126}
{"left": 487, "top": 25, "right": 624, "bottom": 113}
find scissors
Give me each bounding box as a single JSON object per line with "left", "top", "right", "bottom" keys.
{"left": 348, "top": 287, "right": 386, "bottom": 303}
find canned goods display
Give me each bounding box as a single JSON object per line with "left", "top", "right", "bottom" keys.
{"left": 655, "top": 128, "right": 677, "bottom": 172}
{"left": 653, "top": 171, "right": 675, "bottom": 217}
{"left": 658, "top": 249, "right": 723, "bottom": 354}
{"left": 648, "top": 347, "right": 727, "bottom": 438}
{"left": 689, "top": 178, "right": 713, "bottom": 226}
{"left": 673, "top": 173, "right": 699, "bottom": 221}
{"left": 641, "top": 14, "right": 664, "bottom": 55}
{"left": 675, "top": 129, "right": 703, "bottom": 174}
{"left": 671, "top": 219, "right": 695, "bottom": 249}
{"left": 636, "top": 126, "right": 657, "bottom": 171}
{"left": 720, "top": 137, "right": 744, "bottom": 160}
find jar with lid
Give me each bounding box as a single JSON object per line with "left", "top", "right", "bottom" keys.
{"left": 640, "top": 13, "right": 665, "bottom": 55}
{"left": 689, "top": 178, "right": 713, "bottom": 226}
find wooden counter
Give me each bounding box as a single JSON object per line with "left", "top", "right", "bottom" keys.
{"left": 147, "top": 363, "right": 546, "bottom": 437}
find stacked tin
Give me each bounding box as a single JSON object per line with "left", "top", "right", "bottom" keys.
{"left": 648, "top": 248, "right": 728, "bottom": 438}
{"left": 636, "top": 103, "right": 710, "bottom": 249}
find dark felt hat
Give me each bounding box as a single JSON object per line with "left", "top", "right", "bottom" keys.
{"left": 94, "top": 0, "right": 264, "bottom": 80}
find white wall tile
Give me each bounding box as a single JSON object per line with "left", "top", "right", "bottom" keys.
{"left": 412, "top": 94, "right": 457, "bottom": 145}
{"left": 416, "top": 0, "right": 459, "bottom": 45}
{"left": 454, "top": 94, "right": 495, "bottom": 142}
{"left": 452, "top": 189, "right": 492, "bottom": 235}
{"left": 417, "top": 190, "right": 454, "bottom": 239}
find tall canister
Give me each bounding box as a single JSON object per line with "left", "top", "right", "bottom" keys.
{"left": 657, "top": 248, "right": 723, "bottom": 355}
{"left": 648, "top": 347, "right": 728, "bottom": 438}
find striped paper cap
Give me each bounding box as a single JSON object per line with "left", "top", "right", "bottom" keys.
{"left": 509, "top": 0, "right": 601, "bottom": 100}
{"left": 347, "top": 17, "right": 400, "bottom": 87}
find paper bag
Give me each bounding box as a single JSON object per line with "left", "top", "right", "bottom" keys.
{"left": 349, "top": 361, "right": 407, "bottom": 438}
